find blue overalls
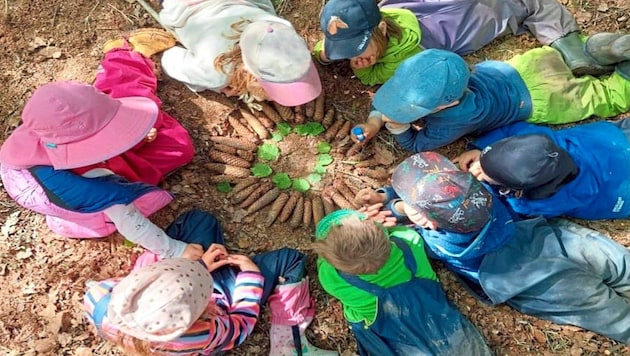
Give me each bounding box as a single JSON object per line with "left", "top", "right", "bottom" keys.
{"left": 339, "top": 238, "right": 493, "bottom": 356}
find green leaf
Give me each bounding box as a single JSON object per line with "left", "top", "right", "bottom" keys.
{"left": 294, "top": 122, "right": 326, "bottom": 136}
{"left": 306, "top": 173, "right": 322, "bottom": 184}
{"left": 316, "top": 141, "right": 332, "bottom": 154}
{"left": 123, "top": 239, "right": 136, "bottom": 248}
{"left": 272, "top": 173, "right": 292, "bottom": 189}
{"left": 292, "top": 178, "right": 311, "bottom": 192}
{"left": 313, "top": 164, "right": 327, "bottom": 174}
{"left": 277, "top": 122, "right": 292, "bottom": 136}
{"left": 317, "top": 153, "right": 334, "bottom": 166}
{"left": 257, "top": 143, "right": 280, "bottom": 161}
{"left": 251, "top": 163, "right": 273, "bottom": 177}
{"left": 216, "top": 181, "right": 232, "bottom": 193}
{"left": 306, "top": 122, "right": 326, "bottom": 136}
{"left": 272, "top": 132, "right": 283, "bottom": 142}
{"left": 294, "top": 124, "right": 311, "bottom": 136}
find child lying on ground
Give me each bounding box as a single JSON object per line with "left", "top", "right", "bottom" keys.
{"left": 356, "top": 152, "right": 630, "bottom": 345}
{"left": 313, "top": 209, "right": 492, "bottom": 355}
{"left": 315, "top": 0, "right": 606, "bottom": 86}
{"left": 158, "top": 0, "right": 321, "bottom": 106}
{"left": 453, "top": 118, "right": 630, "bottom": 220}
{"left": 352, "top": 35, "right": 630, "bottom": 149}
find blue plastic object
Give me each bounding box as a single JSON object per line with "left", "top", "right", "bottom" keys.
{"left": 352, "top": 126, "right": 365, "bottom": 142}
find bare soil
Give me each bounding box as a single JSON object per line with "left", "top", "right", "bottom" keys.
{"left": 1, "top": 0, "right": 630, "bottom": 355}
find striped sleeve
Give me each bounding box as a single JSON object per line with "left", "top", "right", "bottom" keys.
{"left": 157, "top": 271, "right": 265, "bottom": 354}
{"left": 83, "top": 279, "right": 121, "bottom": 328}
{"left": 216, "top": 271, "right": 265, "bottom": 350}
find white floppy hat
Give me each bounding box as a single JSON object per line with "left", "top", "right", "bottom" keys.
{"left": 107, "top": 258, "right": 213, "bottom": 342}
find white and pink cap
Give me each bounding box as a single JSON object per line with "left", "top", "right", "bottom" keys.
{"left": 240, "top": 21, "right": 322, "bottom": 106}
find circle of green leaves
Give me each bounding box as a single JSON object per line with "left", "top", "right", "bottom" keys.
{"left": 218, "top": 122, "right": 332, "bottom": 193}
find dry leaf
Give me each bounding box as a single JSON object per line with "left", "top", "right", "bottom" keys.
{"left": 16, "top": 249, "right": 33, "bottom": 260}
{"left": 532, "top": 329, "right": 546, "bottom": 344}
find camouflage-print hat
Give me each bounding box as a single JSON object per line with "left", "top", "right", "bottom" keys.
{"left": 391, "top": 152, "right": 492, "bottom": 233}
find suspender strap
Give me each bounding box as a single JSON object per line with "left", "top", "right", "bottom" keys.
{"left": 338, "top": 238, "right": 418, "bottom": 295}
{"left": 91, "top": 293, "right": 112, "bottom": 330}
{"left": 390, "top": 237, "right": 417, "bottom": 275}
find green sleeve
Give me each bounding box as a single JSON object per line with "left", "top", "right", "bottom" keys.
{"left": 312, "top": 40, "right": 330, "bottom": 65}
{"left": 353, "top": 61, "right": 400, "bottom": 86}
{"left": 352, "top": 41, "right": 421, "bottom": 86}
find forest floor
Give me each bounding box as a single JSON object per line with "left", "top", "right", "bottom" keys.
{"left": 1, "top": 0, "right": 630, "bottom": 355}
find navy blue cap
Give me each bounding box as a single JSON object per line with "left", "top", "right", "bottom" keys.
{"left": 320, "top": 0, "right": 381, "bottom": 60}
{"left": 479, "top": 134, "right": 578, "bottom": 199}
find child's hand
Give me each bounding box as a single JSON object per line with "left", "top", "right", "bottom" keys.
{"left": 227, "top": 254, "right": 260, "bottom": 273}
{"left": 181, "top": 243, "right": 204, "bottom": 260}
{"left": 468, "top": 160, "right": 492, "bottom": 183}
{"left": 146, "top": 128, "right": 157, "bottom": 143}
{"left": 355, "top": 188, "right": 386, "bottom": 206}
{"left": 452, "top": 150, "right": 482, "bottom": 172}
{"left": 350, "top": 55, "right": 376, "bottom": 69}
{"left": 351, "top": 122, "right": 381, "bottom": 144}
{"left": 201, "top": 243, "right": 230, "bottom": 272}
{"left": 359, "top": 203, "right": 397, "bottom": 227}
{"left": 403, "top": 203, "right": 437, "bottom": 230}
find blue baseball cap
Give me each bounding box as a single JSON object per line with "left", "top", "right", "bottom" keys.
{"left": 373, "top": 49, "right": 470, "bottom": 123}
{"left": 320, "top": 0, "right": 381, "bottom": 60}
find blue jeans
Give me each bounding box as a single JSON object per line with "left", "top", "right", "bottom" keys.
{"left": 165, "top": 209, "right": 306, "bottom": 304}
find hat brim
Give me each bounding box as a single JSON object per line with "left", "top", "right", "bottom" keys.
{"left": 373, "top": 76, "right": 432, "bottom": 124}
{"left": 260, "top": 61, "right": 322, "bottom": 107}
{"left": 0, "top": 96, "right": 158, "bottom": 170}
{"left": 324, "top": 30, "right": 372, "bottom": 60}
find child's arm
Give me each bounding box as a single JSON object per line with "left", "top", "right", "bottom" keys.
{"left": 212, "top": 269, "right": 265, "bottom": 350}
{"left": 351, "top": 111, "right": 384, "bottom": 143}
{"left": 387, "top": 120, "right": 473, "bottom": 153}
{"left": 104, "top": 204, "right": 202, "bottom": 259}
{"left": 313, "top": 40, "right": 332, "bottom": 65}
{"left": 94, "top": 48, "right": 160, "bottom": 103}
{"left": 353, "top": 60, "right": 404, "bottom": 86}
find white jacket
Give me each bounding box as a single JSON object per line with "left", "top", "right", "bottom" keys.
{"left": 160, "top": 0, "right": 291, "bottom": 92}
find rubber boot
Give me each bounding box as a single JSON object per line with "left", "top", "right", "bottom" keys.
{"left": 585, "top": 33, "right": 630, "bottom": 66}
{"left": 103, "top": 28, "right": 176, "bottom": 57}
{"left": 550, "top": 31, "right": 613, "bottom": 76}
{"left": 268, "top": 280, "right": 339, "bottom": 356}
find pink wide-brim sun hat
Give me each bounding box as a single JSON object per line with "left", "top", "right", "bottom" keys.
{"left": 0, "top": 81, "right": 158, "bottom": 170}
{"left": 259, "top": 61, "right": 322, "bottom": 106}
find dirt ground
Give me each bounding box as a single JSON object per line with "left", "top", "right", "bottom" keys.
{"left": 1, "top": 0, "right": 630, "bottom": 355}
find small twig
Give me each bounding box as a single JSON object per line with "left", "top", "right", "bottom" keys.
{"left": 107, "top": 3, "right": 134, "bottom": 25}
{"left": 276, "top": 0, "right": 290, "bottom": 16}
{"left": 51, "top": 5, "right": 59, "bottom": 26}
{"left": 84, "top": 1, "right": 100, "bottom": 31}
{"left": 134, "top": 0, "right": 179, "bottom": 39}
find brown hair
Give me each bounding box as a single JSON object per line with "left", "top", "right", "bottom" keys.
{"left": 369, "top": 16, "right": 403, "bottom": 60}
{"left": 313, "top": 216, "right": 391, "bottom": 275}
{"left": 213, "top": 19, "right": 265, "bottom": 101}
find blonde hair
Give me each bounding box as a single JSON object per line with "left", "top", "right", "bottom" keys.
{"left": 113, "top": 332, "right": 153, "bottom": 356}
{"left": 313, "top": 216, "right": 391, "bottom": 274}
{"left": 214, "top": 19, "right": 266, "bottom": 101}
{"left": 370, "top": 16, "right": 403, "bottom": 60}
